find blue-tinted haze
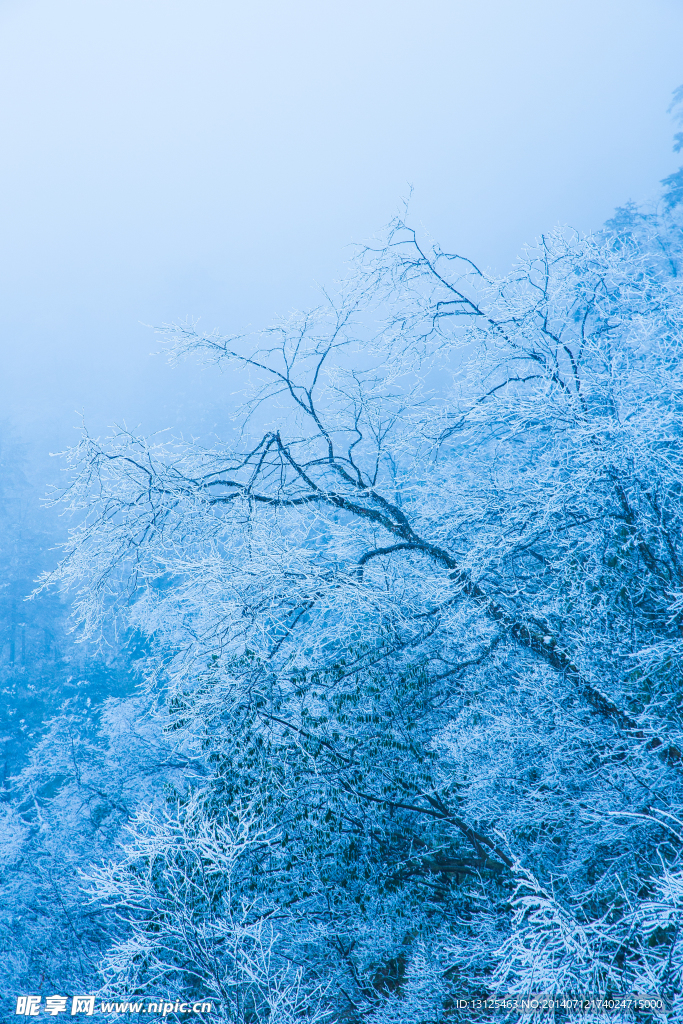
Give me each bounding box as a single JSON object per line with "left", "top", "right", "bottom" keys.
{"left": 0, "top": 0, "right": 682, "bottom": 449}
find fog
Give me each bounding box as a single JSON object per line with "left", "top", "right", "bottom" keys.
{"left": 1, "top": 0, "right": 682, "bottom": 453}
{"left": 3, "top": 2, "right": 683, "bottom": 1005}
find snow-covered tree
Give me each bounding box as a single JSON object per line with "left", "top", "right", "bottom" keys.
{"left": 42, "top": 206, "right": 683, "bottom": 1020}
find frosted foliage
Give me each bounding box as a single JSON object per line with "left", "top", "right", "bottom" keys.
{"left": 363, "top": 945, "right": 447, "bottom": 1024}
{"left": 0, "top": 804, "right": 26, "bottom": 867}
{"left": 88, "top": 797, "right": 329, "bottom": 1024}
{"left": 494, "top": 870, "right": 607, "bottom": 996}
{"left": 0, "top": 691, "right": 196, "bottom": 997}
{"left": 41, "top": 213, "right": 683, "bottom": 1019}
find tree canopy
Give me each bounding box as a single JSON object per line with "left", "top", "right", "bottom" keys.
{"left": 31, "top": 206, "right": 683, "bottom": 1021}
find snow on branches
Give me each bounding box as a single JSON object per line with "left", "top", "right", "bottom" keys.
{"left": 44, "top": 220, "right": 683, "bottom": 1019}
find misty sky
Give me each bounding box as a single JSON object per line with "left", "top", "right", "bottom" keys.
{"left": 1, "top": 0, "right": 683, "bottom": 453}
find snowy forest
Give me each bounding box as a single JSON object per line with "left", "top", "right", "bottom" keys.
{"left": 6, "top": 75, "right": 683, "bottom": 1024}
